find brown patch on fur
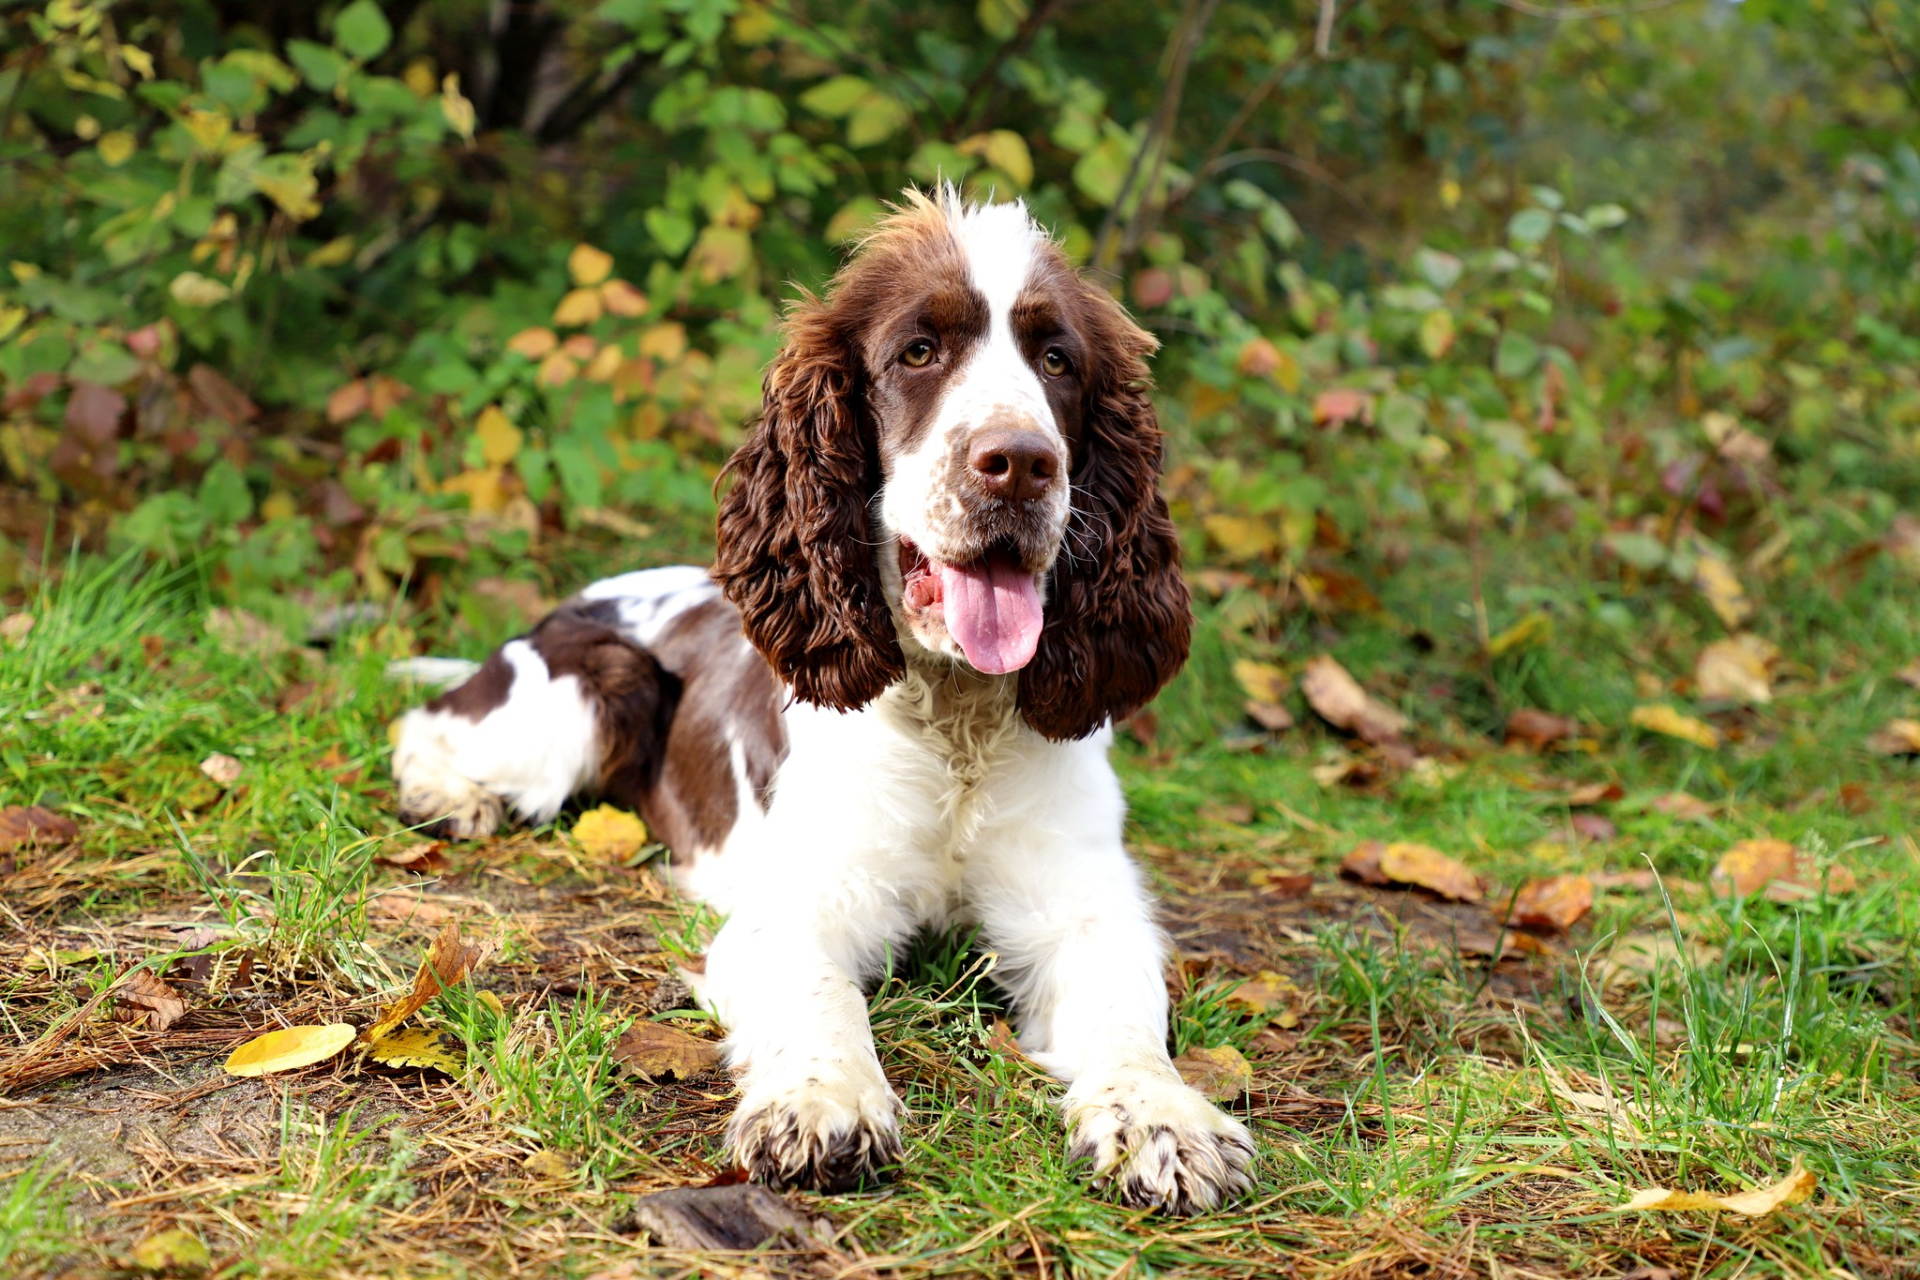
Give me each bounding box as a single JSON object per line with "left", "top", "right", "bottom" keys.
{"left": 640, "top": 596, "right": 787, "bottom": 859}
{"left": 528, "top": 599, "right": 683, "bottom": 804}
{"left": 1014, "top": 257, "right": 1191, "bottom": 741}
{"left": 713, "top": 194, "right": 984, "bottom": 714}
{"left": 426, "top": 649, "right": 514, "bottom": 721}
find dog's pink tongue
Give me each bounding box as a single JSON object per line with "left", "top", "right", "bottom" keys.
{"left": 938, "top": 553, "right": 1043, "bottom": 674}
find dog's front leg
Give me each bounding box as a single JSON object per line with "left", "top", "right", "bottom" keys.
{"left": 977, "top": 784, "right": 1256, "bottom": 1214}
{"left": 702, "top": 894, "right": 911, "bottom": 1192}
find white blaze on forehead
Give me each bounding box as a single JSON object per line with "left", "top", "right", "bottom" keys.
{"left": 939, "top": 194, "right": 1047, "bottom": 319}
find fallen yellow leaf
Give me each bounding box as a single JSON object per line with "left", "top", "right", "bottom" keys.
{"left": 365, "top": 1025, "right": 464, "bottom": 1073}
{"left": 1711, "top": 838, "right": 1858, "bottom": 902}
{"left": 1631, "top": 704, "right": 1721, "bottom": 749}
{"left": 1488, "top": 612, "right": 1553, "bottom": 658}
{"left": 1301, "top": 653, "right": 1409, "bottom": 745}
{"left": 475, "top": 405, "right": 522, "bottom": 466}
{"left": 1172, "top": 1044, "right": 1252, "bottom": 1102}
{"left": 130, "top": 1226, "right": 210, "bottom": 1272}
{"left": 363, "top": 921, "right": 494, "bottom": 1044}
{"left": 1867, "top": 719, "right": 1920, "bottom": 756}
{"left": 1622, "top": 1158, "right": 1816, "bottom": 1217}
{"left": 1694, "top": 554, "right": 1752, "bottom": 628}
{"left": 1509, "top": 875, "right": 1594, "bottom": 933}
{"left": 1695, "top": 633, "right": 1776, "bottom": 705}
{"left": 224, "top": 1023, "right": 357, "bottom": 1077}
{"left": 573, "top": 804, "right": 649, "bottom": 861}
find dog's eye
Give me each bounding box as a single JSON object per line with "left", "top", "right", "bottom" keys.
{"left": 1042, "top": 348, "right": 1071, "bottom": 377}
{"left": 901, "top": 340, "right": 935, "bottom": 368}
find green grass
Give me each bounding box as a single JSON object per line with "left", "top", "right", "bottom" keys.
{"left": 1, "top": 529, "right": 1917, "bottom": 1277}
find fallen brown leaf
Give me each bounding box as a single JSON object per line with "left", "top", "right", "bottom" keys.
{"left": 199, "top": 753, "right": 243, "bottom": 786}
{"left": 1571, "top": 813, "right": 1617, "bottom": 842}
{"left": 1224, "top": 970, "right": 1304, "bottom": 1028}
{"left": 1622, "top": 1158, "right": 1816, "bottom": 1217}
{"left": 1338, "top": 840, "right": 1391, "bottom": 886}
{"left": 1896, "top": 660, "right": 1920, "bottom": 689}
{"left": 367, "top": 889, "right": 454, "bottom": 928}
{"left": 615, "top": 1022, "right": 722, "bottom": 1082}
{"left": 113, "top": 969, "right": 188, "bottom": 1031}
{"left": 1506, "top": 707, "right": 1583, "bottom": 750}
{"left": 1565, "top": 781, "right": 1623, "bottom": 807}
{"left": 1250, "top": 869, "right": 1313, "bottom": 899}
{"left": 379, "top": 842, "right": 449, "bottom": 874}
{"left": 363, "top": 922, "right": 494, "bottom": 1043}
{"left": 0, "top": 612, "right": 34, "bottom": 646}
{"left": 1649, "top": 790, "right": 1717, "bottom": 821}
{"left": 1378, "top": 841, "right": 1483, "bottom": 902}
{"left": 1711, "top": 838, "right": 1857, "bottom": 902}
{"left": 1509, "top": 875, "right": 1594, "bottom": 933}
{"left": 205, "top": 607, "right": 289, "bottom": 657}
{"left": 1867, "top": 719, "right": 1920, "bottom": 756}
{"left": 1695, "top": 634, "right": 1776, "bottom": 706}
{"left": 1173, "top": 1044, "right": 1252, "bottom": 1101}
{"left": 1301, "top": 654, "right": 1409, "bottom": 745}
{"left": 0, "top": 805, "right": 79, "bottom": 852}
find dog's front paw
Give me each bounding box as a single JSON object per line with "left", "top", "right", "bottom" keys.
{"left": 728, "top": 1068, "right": 902, "bottom": 1193}
{"left": 1065, "top": 1066, "right": 1256, "bottom": 1215}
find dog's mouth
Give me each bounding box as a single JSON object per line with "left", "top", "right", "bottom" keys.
{"left": 899, "top": 536, "right": 1045, "bottom": 675}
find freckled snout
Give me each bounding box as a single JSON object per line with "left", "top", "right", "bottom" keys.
{"left": 968, "top": 429, "right": 1060, "bottom": 505}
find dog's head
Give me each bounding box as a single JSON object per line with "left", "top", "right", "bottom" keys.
{"left": 713, "top": 189, "right": 1189, "bottom": 741}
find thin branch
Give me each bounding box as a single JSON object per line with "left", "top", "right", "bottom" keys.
{"left": 1092, "top": 0, "right": 1220, "bottom": 272}
{"left": 1197, "top": 147, "right": 1383, "bottom": 226}
{"left": 1315, "top": 0, "right": 1339, "bottom": 57}
{"left": 950, "top": 0, "right": 1078, "bottom": 135}
{"left": 534, "top": 54, "right": 649, "bottom": 145}
{"left": 1855, "top": 0, "right": 1920, "bottom": 116}
{"left": 1159, "top": 51, "right": 1294, "bottom": 218}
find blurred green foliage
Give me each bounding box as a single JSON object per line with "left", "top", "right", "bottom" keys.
{"left": 0, "top": 0, "right": 1916, "bottom": 645}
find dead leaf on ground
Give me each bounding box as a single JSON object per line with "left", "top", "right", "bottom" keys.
{"left": 1379, "top": 841, "right": 1483, "bottom": 902}
{"left": 1570, "top": 813, "right": 1617, "bottom": 842}
{"left": 1595, "top": 931, "right": 1718, "bottom": 986}
{"left": 1565, "top": 781, "right": 1623, "bottom": 807}
{"left": 130, "top": 1226, "right": 211, "bottom": 1272}
{"left": 0, "top": 805, "right": 79, "bottom": 852}
{"left": 1693, "top": 554, "right": 1752, "bottom": 629}
{"left": 1509, "top": 875, "right": 1594, "bottom": 932}
{"left": 573, "top": 804, "right": 650, "bottom": 861}
{"left": 1339, "top": 840, "right": 1391, "bottom": 886}
{"left": 1695, "top": 634, "right": 1776, "bottom": 706}
{"left": 367, "top": 889, "right": 454, "bottom": 928}
{"left": 1173, "top": 1044, "right": 1252, "bottom": 1101}
{"left": 1225, "top": 971, "right": 1304, "bottom": 1029}
{"left": 113, "top": 969, "right": 188, "bottom": 1031}
{"left": 615, "top": 1021, "right": 722, "bottom": 1082}
{"left": 524, "top": 1149, "right": 579, "bottom": 1181}
{"left": 1250, "top": 868, "right": 1313, "bottom": 899}
{"left": 0, "top": 612, "right": 33, "bottom": 647}
{"left": 205, "top": 607, "right": 289, "bottom": 658}
{"left": 365, "top": 1025, "right": 464, "bottom": 1073}
{"left": 1506, "top": 708, "right": 1583, "bottom": 750}
{"left": 1895, "top": 660, "right": 1920, "bottom": 689}
{"left": 1233, "top": 660, "right": 1294, "bottom": 731}
{"left": 1631, "top": 704, "right": 1721, "bottom": 749}
{"left": 363, "top": 921, "right": 494, "bottom": 1043}
{"left": 199, "top": 752, "right": 243, "bottom": 786}
{"left": 1649, "top": 791, "right": 1717, "bottom": 821}
{"left": 1622, "top": 1158, "right": 1817, "bottom": 1217}
{"left": 1301, "top": 654, "right": 1409, "bottom": 745}
{"left": 1711, "top": 838, "right": 1857, "bottom": 902}
{"left": 379, "top": 842, "right": 449, "bottom": 874}
{"left": 224, "top": 1023, "right": 358, "bottom": 1077}
{"left": 1867, "top": 719, "right": 1920, "bottom": 756}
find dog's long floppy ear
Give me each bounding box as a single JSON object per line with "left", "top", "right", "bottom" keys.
{"left": 1018, "top": 286, "right": 1191, "bottom": 742}
{"left": 713, "top": 294, "right": 905, "bottom": 710}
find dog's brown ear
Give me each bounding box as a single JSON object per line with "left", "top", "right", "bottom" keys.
{"left": 713, "top": 296, "right": 904, "bottom": 711}
{"left": 1018, "top": 287, "right": 1190, "bottom": 741}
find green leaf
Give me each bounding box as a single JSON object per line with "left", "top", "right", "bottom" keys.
{"left": 1495, "top": 331, "right": 1541, "bottom": 378}
{"left": 978, "top": 0, "right": 1029, "bottom": 39}
{"left": 1603, "top": 531, "right": 1670, "bottom": 571}
{"left": 1072, "top": 134, "right": 1132, "bottom": 205}
{"left": 644, "top": 208, "right": 695, "bottom": 256}
{"left": 287, "top": 39, "right": 349, "bottom": 92}
{"left": 798, "top": 75, "right": 872, "bottom": 119}
{"left": 198, "top": 459, "right": 255, "bottom": 526}
{"left": 334, "top": 0, "right": 393, "bottom": 61}
{"left": 1507, "top": 208, "right": 1554, "bottom": 247}
{"left": 846, "top": 95, "right": 908, "bottom": 147}
{"left": 1414, "top": 247, "right": 1462, "bottom": 290}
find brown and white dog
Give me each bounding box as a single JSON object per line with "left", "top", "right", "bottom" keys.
{"left": 390, "top": 189, "right": 1255, "bottom": 1213}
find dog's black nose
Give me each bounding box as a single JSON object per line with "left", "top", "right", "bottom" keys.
{"left": 968, "top": 429, "right": 1059, "bottom": 504}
